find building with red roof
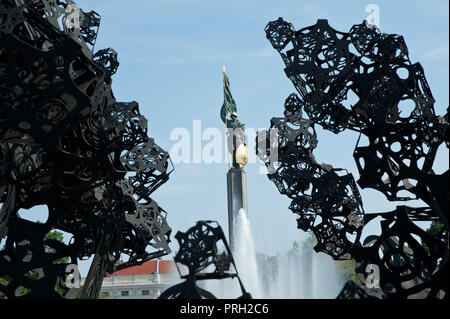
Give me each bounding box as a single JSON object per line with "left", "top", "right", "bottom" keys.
{"left": 81, "top": 259, "right": 180, "bottom": 299}
{"left": 107, "top": 259, "right": 177, "bottom": 276}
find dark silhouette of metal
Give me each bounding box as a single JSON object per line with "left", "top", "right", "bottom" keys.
{"left": 337, "top": 281, "right": 386, "bottom": 299}
{"left": 257, "top": 93, "right": 365, "bottom": 259}
{"left": 260, "top": 18, "right": 448, "bottom": 299}
{"left": 159, "top": 221, "right": 251, "bottom": 299}
{"left": 0, "top": 0, "right": 172, "bottom": 299}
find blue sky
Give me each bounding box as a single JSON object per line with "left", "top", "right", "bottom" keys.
{"left": 13, "top": 0, "right": 449, "bottom": 276}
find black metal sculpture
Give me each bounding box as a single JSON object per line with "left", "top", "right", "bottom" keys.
{"left": 257, "top": 93, "right": 365, "bottom": 259}
{"left": 159, "top": 221, "right": 251, "bottom": 299}
{"left": 0, "top": 0, "right": 172, "bottom": 299}
{"left": 260, "top": 18, "right": 448, "bottom": 299}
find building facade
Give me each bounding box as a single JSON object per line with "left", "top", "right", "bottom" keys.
{"left": 81, "top": 259, "right": 180, "bottom": 299}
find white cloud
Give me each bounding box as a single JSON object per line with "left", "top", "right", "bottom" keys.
{"left": 422, "top": 44, "right": 449, "bottom": 62}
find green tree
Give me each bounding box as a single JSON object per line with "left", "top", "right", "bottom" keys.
{"left": 99, "top": 291, "right": 110, "bottom": 299}
{"left": 43, "top": 229, "right": 70, "bottom": 264}
{"left": 427, "top": 220, "right": 445, "bottom": 236}
{"left": 256, "top": 252, "right": 279, "bottom": 294}
{"left": 336, "top": 259, "right": 362, "bottom": 284}
{"left": 0, "top": 229, "right": 71, "bottom": 298}
{"left": 422, "top": 219, "right": 446, "bottom": 259}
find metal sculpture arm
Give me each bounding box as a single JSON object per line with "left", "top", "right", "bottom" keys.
{"left": 159, "top": 221, "right": 251, "bottom": 299}
{"left": 0, "top": 0, "right": 173, "bottom": 299}
{"left": 260, "top": 18, "right": 448, "bottom": 299}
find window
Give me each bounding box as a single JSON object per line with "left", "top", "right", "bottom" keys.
{"left": 121, "top": 290, "right": 129, "bottom": 297}
{"left": 142, "top": 290, "right": 150, "bottom": 296}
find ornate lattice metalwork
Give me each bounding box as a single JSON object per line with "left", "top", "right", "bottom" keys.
{"left": 159, "top": 221, "right": 251, "bottom": 299}
{"left": 260, "top": 18, "right": 449, "bottom": 299}
{"left": 257, "top": 94, "right": 365, "bottom": 259}
{"left": 0, "top": 0, "right": 173, "bottom": 299}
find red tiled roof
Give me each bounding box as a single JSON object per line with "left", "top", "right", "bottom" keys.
{"left": 107, "top": 260, "right": 177, "bottom": 276}
{"left": 158, "top": 260, "right": 177, "bottom": 274}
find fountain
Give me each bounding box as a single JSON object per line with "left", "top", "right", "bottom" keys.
{"left": 233, "top": 209, "right": 263, "bottom": 298}
{"left": 202, "top": 208, "right": 344, "bottom": 299}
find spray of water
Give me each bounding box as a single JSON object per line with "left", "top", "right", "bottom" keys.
{"left": 233, "top": 208, "right": 262, "bottom": 298}
{"left": 200, "top": 209, "right": 261, "bottom": 298}
{"left": 261, "top": 246, "right": 343, "bottom": 298}
{"left": 203, "top": 208, "right": 344, "bottom": 298}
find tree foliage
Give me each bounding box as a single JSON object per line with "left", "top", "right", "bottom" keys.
{"left": 0, "top": 229, "right": 70, "bottom": 298}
